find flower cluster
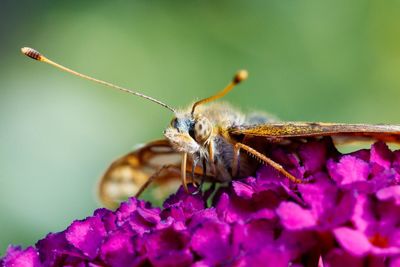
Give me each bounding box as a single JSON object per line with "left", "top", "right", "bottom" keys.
{"left": 2, "top": 138, "right": 400, "bottom": 267}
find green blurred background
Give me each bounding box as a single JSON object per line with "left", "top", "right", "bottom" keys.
{"left": 1, "top": 0, "right": 400, "bottom": 253}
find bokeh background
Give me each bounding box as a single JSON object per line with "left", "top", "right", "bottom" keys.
{"left": 1, "top": 0, "right": 400, "bottom": 253}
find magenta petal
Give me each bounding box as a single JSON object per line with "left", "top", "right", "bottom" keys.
{"left": 188, "top": 208, "right": 219, "bottom": 229}
{"left": 393, "top": 150, "right": 400, "bottom": 168}
{"left": 370, "top": 142, "right": 393, "bottom": 169}
{"left": 214, "top": 192, "right": 231, "bottom": 221}
{"left": 36, "top": 232, "right": 70, "bottom": 266}
{"left": 349, "top": 149, "right": 370, "bottom": 161}
{"left": 249, "top": 208, "right": 276, "bottom": 220}
{"left": 93, "top": 208, "right": 117, "bottom": 233}
{"left": 270, "top": 147, "right": 301, "bottom": 169}
{"left": 376, "top": 185, "right": 400, "bottom": 205}
{"left": 146, "top": 226, "right": 189, "bottom": 251}
{"left": 299, "top": 180, "right": 356, "bottom": 229}
{"left": 190, "top": 261, "right": 213, "bottom": 267}
{"left": 161, "top": 186, "right": 206, "bottom": 223}
{"left": 146, "top": 226, "right": 192, "bottom": 267}
{"left": 100, "top": 232, "right": 136, "bottom": 267}
{"left": 148, "top": 249, "right": 192, "bottom": 267}
{"left": 215, "top": 192, "right": 250, "bottom": 223}
{"left": 190, "top": 221, "right": 233, "bottom": 265}
{"left": 160, "top": 202, "right": 186, "bottom": 222}
{"left": 116, "top": 198, "right": 139, "bottom": 223}
{"left": 334, "top": 227, "right": 371, "bottom": 256}
{"left": 329, "top": 155, "right": 370, "bottom": 185}
{"left": 216, "top": 189, "right": 279, "bottom": 223}
{"left": 127, "top": 206, "right": 162, "bottom": 235}
{"left": 351, "top": 195, "right": 374, "bottom": 232}
{"left": 242, "top": 247, "right": 291, "bottom": 267}
{"left": 390, "top": 256, "right": 400, "bottom": 267}
{"left": 163, "top": 185, "right": 205, "bottom": 212}
{"left": 329, "top": 190, "right": 357, "bottom": 225}
{"left": 1, "top": 246, "right": 42, "bottom": 267}
{"left": 298, "top": 141, "right": 327, "bottom": 174}
{"left": 278, "top": 230, "right": 317, "bottom": 258}
{"left": 257, "top": 164, "right": 284, "bottom": 181}
{"left": 233, "top": 180, "right": 254, "bottom": 199}
{"left": 277, "top": 202, "right": 316, "bottom": 230}
{"left": 326, "top": 159, "right": 341, "bottom": 183}
{"left": 234, "top": 220, "right": 274, "bottom": 252}
{"left": 136, "top": 206, "right": 161, "bottom": 224}
{"left": 65, "top": 216, "right": 106, "bottom": 259}
{"left": 298, "top": 180, "right": 336, "bottom": 215}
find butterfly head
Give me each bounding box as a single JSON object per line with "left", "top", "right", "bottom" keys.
{"left": 164, "top": 112, "right": 213, "bottom": 154}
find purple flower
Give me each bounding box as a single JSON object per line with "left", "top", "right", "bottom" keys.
{"left": 1, "top": 246, "right": 41, "bottom": 267}
{"left": 2, "top": 139, "right": 400, "bottom": 267}
{"left": 145, "top": 226, "right": 193, "bottom": 267}
{"left": 327, "top": 142, "right": 399, "bottom": 192}
{"left": 100, "top": 230, "right": 137, "bottom": 267}
{"left": 376, "top": 185, "right": 400, "bottom": 205}
{"left": 277, "top": 178, "right": 357, "bottom": 231}
{"left": 333, "top": 195, "right": 400, "bottom": 256}
{"left": 65, "top": 216, "right": 106, "bottom": 259}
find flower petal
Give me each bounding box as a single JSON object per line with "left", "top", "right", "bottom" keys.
{"left": 146, "top": 226, "right": 193, "bottom": 267}
{"left": 298, "top": 140, "right": 328, "bottom": 174}
{"left": 328, "top": 155, "right": 369, "bottom": 185}
{"left": 277, "top": 202, "right": 316, "bottom": 230}
{"left": 233, "top": 180, "right": 254, "bottom": 199}
{"left": 100, "top": 231, "right": 136, "bottom": 267}
{"left": 190, "top": 221, "right": 233, "bottom": 265}
{"left": 65, "top": 216, "right": 106, "bottom": 259}
{"left": 334, "top": 227, "right": 371, "bottom": 256}
{"left": 1, "top": 246, "right": 42, "bottom": 267}
{"left": 376, "top": 185, "right": 400, "bottom": 205}
{"left": 371, "top": 142, "right": 393, "bottom": 169}
{"left": 36, "top": 232, "right": 71, "bottom": 266}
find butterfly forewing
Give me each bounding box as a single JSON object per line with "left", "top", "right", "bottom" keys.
{"left": 231, "top": 122, "right": 400, "bottom": 143}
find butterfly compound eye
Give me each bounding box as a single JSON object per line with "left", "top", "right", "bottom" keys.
{"left": 194, "top": 116, "right": 212, "bottom": 144}
{"left": 170, "top": 118, "right": 178, "bottom": 128}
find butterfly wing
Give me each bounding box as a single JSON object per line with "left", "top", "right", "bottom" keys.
{"left": 98, "top": 139, "right": 183, "bottom": 208}
{"left": 231, "top": 122, "right": 400, "bottom": 143}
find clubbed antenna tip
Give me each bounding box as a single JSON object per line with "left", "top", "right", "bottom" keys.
{"left": 21, "top": 47, "right": 43, "bottom": 61}
{"left": 233, "top": 70, "right": 248, "bottom": 84}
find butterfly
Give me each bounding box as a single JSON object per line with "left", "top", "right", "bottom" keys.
{"left": 22, "top": 47, "right": 400, "bottom": 208}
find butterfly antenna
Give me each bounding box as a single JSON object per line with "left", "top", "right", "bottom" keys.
{"left": 191, "top": 70, "right": 248, "bottom": 115}
{"left": 21, "top": 47, "right": 176, "bottom": 112}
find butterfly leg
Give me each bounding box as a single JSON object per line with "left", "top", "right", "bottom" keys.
{"left": 181, "top": 153, "right": 190, "bottom": 193}
{"left": 206, "top": 139, "right": 217, "bottom": 176}
{"left": 192, "top": 177, "right": 205, "bottom": 195}
{"left": 232, "top": 142, "right": 302, "bottom": 184}
{"left": 135, "top": 164, "right": 181, "bottom": 198}
{"left": 192, "top": 159, "right": 207, "bottom": 195}
{"left": 191, "top": 156, "right": 199, "bottom": 187}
